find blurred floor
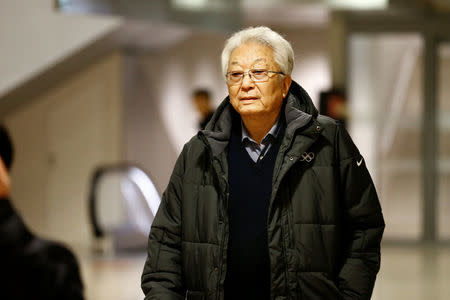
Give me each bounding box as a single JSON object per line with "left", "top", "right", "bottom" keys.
{"left": 75, "top": 244, "right": 450, "bottom": 300}
{"left": 77, "top": 249, "right": 147, "bottom": 300}
{"left": 373, "top": 244, "right": 450, "bottom": 300}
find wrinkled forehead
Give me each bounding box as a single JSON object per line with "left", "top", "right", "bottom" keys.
{"left": 229, "top": 57, "right": 267, "bottom": 67}
{"left": 228, "top": 42, "right": 277, "bottom": 69}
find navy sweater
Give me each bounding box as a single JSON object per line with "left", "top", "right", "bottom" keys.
{"left": 224, "top": 116, "right": 284, "bottom": 300}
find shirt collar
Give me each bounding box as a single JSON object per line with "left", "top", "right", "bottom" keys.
{"left": 241, "top": 113, "right": 282, "bottom": 145}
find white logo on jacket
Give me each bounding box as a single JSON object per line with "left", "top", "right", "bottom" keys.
{"left": 357, "top": 157, "right": 363, "bottom": 167}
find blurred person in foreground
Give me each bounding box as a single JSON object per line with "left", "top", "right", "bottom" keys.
{"left": 0, "top": 124, "right": 84, "bottom": 300}
{"left": 142, "top": 26, "right": 384, "bottom": 300}
{"left": 192, "top": 88, "right": 215, "bottom": 130}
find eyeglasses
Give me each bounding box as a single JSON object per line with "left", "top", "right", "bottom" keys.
{"left": 226, "top": 69, "right": 284, "bottom": 85}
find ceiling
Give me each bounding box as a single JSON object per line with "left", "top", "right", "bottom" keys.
{"left": 57, "top": 0, "right": 337, "bottom": 51}
{"left": 56, "top": 0, "right": 394, "bottom": 32}
{"left": 56, "top": 0, "right": 450, "bottom": 51}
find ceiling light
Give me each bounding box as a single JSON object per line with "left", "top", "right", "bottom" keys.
{"left": 172, "top": 0, "right": 209, "bottom": 10}
{"left": 326, "top": 0, "right": 388, "bottom": 9}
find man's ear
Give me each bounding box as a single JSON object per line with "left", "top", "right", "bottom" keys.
{"left": 282, "top": 75, "right": 292, "bottom": 98}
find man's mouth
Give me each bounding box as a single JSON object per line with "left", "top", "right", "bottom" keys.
{"left": 240, "top": 97, "right": 259, "bottom": 101}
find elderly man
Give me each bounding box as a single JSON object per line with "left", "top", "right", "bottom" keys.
{"left": 142, "top": 26, "right": 384, "bottom": 300}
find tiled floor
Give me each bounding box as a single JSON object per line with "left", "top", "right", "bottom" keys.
{"left": 76, "top": 244, "right": 450, "bottom": 300}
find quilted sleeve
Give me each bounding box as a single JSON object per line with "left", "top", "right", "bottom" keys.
{"left": 335, "top": 123, "right": 385, "bottom": 300}
{"left": 141, "top": 145, "right": 187, "bottom": 300}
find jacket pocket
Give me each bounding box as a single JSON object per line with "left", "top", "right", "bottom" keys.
{"left": 186, "top": 290, "right": 205, "bottom": 300}
{"left": 297, "top": 272, "right": 344, "bottom": 300}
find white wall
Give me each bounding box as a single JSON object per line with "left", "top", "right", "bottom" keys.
{"left": 4, "top": 52, "right": 123, "bottom": 247}
{"left": 0, "top": 0, "right": 122, "bottom": 97}
{"left": 281, "top": 27, "right": 332, "bottom": 108}
{"left": 146, "top": 32, "right": 229, "bottom": 154}
{"left": 122, "top": 54, "right": 181, "bottom": 195}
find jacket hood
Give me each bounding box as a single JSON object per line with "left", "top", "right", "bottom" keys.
{"left": 200, "top": 80, "right": 319, "bottom": 157}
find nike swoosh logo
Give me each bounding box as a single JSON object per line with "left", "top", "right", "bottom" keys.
{"left": 357, "top": 158, "right": 363, "bottom": 167}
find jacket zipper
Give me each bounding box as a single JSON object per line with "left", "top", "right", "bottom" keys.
{"left": 218, "top": 185, "right": 228, "bottom": 300}
{"left": 280, "top": 216, "right": 291, "bottom": 299}
{"left": 269, "top": 126, "right": 313, "bottom": 300}
{"left": 198, "top": 132, "right": 229, "bottom": 300}
{"left": 215, "top": 157, "right": 228, "bottom": 300}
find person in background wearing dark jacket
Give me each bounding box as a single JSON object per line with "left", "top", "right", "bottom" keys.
{"left": 142, "top": 26, "right": 385, "bottom": 300}
{"left": 192, "top": 88, "right": 215, "bottom": 130}
{"left": 0, "top": 124, "right": 84, "bottom": 300}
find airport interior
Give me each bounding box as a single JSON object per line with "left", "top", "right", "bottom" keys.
{"left": 1, "top": 0, "right": 450, "bottom": 299}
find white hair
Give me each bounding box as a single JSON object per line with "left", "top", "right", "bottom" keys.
{"left": 221, "top": 26, "right": 294, "bottom": 77}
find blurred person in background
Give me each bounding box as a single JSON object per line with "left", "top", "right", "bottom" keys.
{"left": 319, "top": 88, "right": 348, "bottom": 128}
{"left": 0, "top": 124, "right": 84, "bottom": 300}
{"left": 192, "top": 88, "right": 215, "bottom": 130}
{"left": 142, "top": 26, "right": 384, "bottom": 300}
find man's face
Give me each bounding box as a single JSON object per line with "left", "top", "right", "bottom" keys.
{"left": 227, "top": 41, "right": 291, "bottom": 119}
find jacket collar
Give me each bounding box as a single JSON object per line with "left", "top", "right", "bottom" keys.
{"left": 199, "top": 80, "right": 320, "bottom": 157}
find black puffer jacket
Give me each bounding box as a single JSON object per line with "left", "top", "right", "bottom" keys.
{"left": 141, "top": 81, "right": 385, "bottom": 300}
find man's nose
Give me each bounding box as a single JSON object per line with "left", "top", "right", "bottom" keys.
{"left": 241, "top": 72, "right": 254, "bottom": 90}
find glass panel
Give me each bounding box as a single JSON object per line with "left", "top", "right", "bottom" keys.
{"left": 349, "top": 34, "right": 423, "bottom": 240}
{"left": 437, "top": 43, "right": 450, "bottom": 240}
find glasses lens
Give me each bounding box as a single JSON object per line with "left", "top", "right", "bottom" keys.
{"left": 226, "top": 69, "right": 272, "bottom": 85}
{"left": 250, "top": 69, "right": 268, "bottom": 81}
{"left": 228, "top": 71, "right": 243, "bottom": 83}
